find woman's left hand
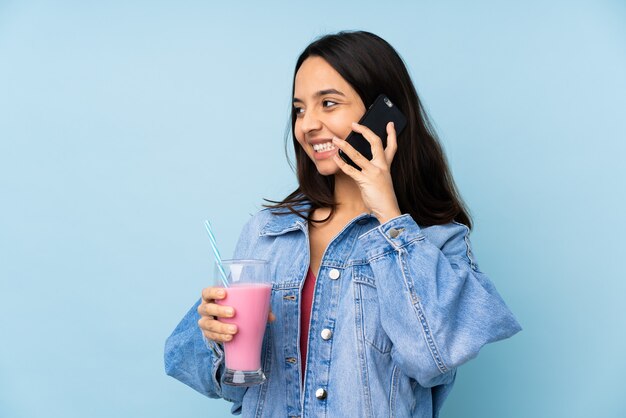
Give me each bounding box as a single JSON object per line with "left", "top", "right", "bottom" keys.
{"left": 332, "top": 121, "right": 402, "bottom": 224}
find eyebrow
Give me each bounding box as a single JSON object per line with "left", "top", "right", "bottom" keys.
{"left": 293, "top": 89, "right": 345, "bottom": 104}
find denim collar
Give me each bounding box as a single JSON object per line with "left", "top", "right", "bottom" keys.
{"left": 259, "top": 205, "right": 310, "bottom": 237}
{"left": 259, "top": 204, "right": 376, "bottom": 237}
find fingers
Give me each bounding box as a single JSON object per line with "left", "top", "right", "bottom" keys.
{"left": 198, "top": 315, "right": 238, "bottom": 343}
{"left": 383, "top": 122, "right": 398, "bottom": 164}
{"left": 350, "top": 122, "right": 385, "bottom": 162}
{"left": 350, "top": 121, "right": 398, "bottom": 167}
{"left": 198, "top": 287, "right": 237, "bottom": 343}
{"left": 198, "top": 287, "right": 276, "bottom": 343}
{"left": 202, "top": 286, "right": 226, "bottom": 303}
{"left": 197, "top": 298, "right": 234, "bottom": 319}
{"left": 332, "top": 135, "right": 370, "bottom": 171}
{"left": 332, "top": 146, "right": 365, "bottom": 180}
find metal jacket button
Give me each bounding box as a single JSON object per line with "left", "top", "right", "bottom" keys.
{"left": 388, "top": 228, "right": 400, "bottom": 238}
{"left": 315, "top": 388, "right": 327, "bottom": 400}
{"left": 321, "top": 328, "right": 333, "bottom": 340}
{"left": 328, "top": 269, "right": 340, "bottom": 280}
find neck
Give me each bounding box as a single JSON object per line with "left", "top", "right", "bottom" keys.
{"left": 332, "top": 172, "right": 368, "bottom": 215}
{"left": 309, "top": 173, "right": 369, "bottom": 224}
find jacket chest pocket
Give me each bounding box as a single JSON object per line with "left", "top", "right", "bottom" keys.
{"left": 352, "top": 265, "right": 392, "bottom": 354}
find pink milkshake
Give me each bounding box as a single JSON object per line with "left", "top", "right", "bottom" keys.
{"left": 217, "top": 283, "right": 272, "bottom": 373}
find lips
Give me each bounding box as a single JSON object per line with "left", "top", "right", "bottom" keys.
{"left": 306, "top": 137, "right": 337, "bottom": 160}
{"left": 312, "top": 142, "right": 336, "bottom": 153}
{"left": 311, "top": 143, "right": 337, "bottom": 161}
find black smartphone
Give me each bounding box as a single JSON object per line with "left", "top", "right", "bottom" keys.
{"left": 338, "top": 94, "right": 407, "bottom": 170}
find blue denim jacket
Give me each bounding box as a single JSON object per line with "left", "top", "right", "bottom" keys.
{"left": 165, "top": 209, "right": 521, "bottom": 417}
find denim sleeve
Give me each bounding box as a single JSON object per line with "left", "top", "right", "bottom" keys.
{"left": 358, "top": 214, "right": 522, "bottom": 388}
{"left": 164, "top": 299, "right": 245, "bottom": 411}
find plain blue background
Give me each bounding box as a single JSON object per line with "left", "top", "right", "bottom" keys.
{"left": 1, "top": 1, "right": 625, "bottom": 417}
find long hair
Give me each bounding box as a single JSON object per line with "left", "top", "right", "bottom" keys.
{"left": 265, "top": 30, "right": 472, "bottom": 229}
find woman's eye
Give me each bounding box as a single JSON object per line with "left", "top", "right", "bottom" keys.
{"left": 322, "top": 100, "right": 337, "bottom": 108}
{"left": 293, "top": 107, "right": 304, "bottom": 116}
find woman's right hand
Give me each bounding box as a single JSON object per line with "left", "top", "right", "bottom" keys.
{"left": 197, "top": 287, "right": 238, "bottom": 343}
{"left": 197, "top": 287, "right": 275, "bottom": 344}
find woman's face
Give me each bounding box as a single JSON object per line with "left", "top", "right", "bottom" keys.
{"left": 293, "top": 56, "right": 366, "bottom": 176}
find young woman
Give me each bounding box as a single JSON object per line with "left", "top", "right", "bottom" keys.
{"left": 165, "top": 31, "right": 521, "bottom": 418}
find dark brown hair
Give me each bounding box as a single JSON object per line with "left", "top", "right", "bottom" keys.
{"left": 265, "top": 30, "right": 472, "bottom": 229}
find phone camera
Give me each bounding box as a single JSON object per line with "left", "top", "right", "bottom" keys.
{"left": 384, "top": 97, "right": 393, "bottom": 107}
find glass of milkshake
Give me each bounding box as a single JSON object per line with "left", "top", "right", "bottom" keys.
{"left": 214, "top": 259, "right": 272, "bottom": 386}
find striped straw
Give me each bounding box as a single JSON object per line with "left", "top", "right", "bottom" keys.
{"left": 203, "top": 220, "right": 229, "bottom": 288}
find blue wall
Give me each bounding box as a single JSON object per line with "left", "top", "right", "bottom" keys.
{"left": 1, "top": 1, "right": 624, "bottom": 417}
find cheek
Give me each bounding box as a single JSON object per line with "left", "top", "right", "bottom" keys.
{"left": 294, "top": 124, "right": 307, "bottom": 149}
{"left": 328, "top": 113, "right": 359, "bottom": 139}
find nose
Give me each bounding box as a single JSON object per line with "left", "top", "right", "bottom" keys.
{"left": 299, "top": 108, "right": 323, "bottom": 135}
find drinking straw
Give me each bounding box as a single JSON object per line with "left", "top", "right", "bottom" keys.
{"left": 204, "top": 220, "right": 229, "bottom": 288}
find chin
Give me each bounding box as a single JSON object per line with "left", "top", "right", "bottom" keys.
{"left": 314, "top": 161, "right": 341, "bottom": 176}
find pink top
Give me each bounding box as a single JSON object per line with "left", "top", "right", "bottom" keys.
{"left": 300, "top": 267, "right": 316, "bottom": 378}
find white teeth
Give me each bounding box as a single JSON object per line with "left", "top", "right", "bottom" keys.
{"left": 312, "top": 142, "right": 336, "bottom": 152}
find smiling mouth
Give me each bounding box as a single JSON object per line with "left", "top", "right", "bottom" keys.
{"left": 312, "top": 142, "right": 336, "bottom": 153}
